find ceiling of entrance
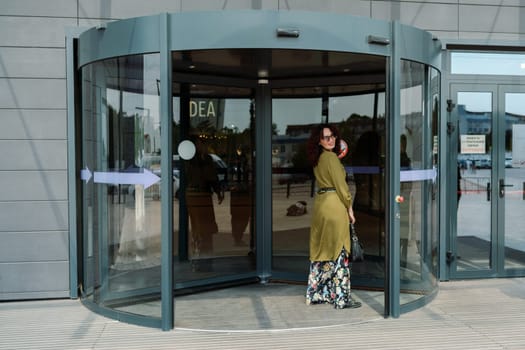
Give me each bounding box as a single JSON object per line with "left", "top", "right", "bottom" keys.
{"left": 171, "top": 49, "right": 386, "bottom": 97}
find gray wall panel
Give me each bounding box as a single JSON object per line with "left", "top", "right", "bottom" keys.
{"left": 393, "top": 0, "right": 458, "bottom": 2}
{"left": 0, "top": 290, "right": 69, "bottom": 300}
{"left": 0, "top": 140, "right": 67, "bottom": 170}
{"left": 0, "top": 171, "right": 68, "bottom": 201}
{"left": 459, "top": 5, "right": 525, "bottom": 33}
{"left": 78, "top": 18, "right": 111, "bottom": 29}
{"left": 0, "top": 231, "right": 68, "bottom": 262}
{"left": 458, "top": 32, "right": 525, "bottom": 42}
{"left": 0, "top": 17, "right": 77, "bottom": 47}
{"left": 0, "top": 5, "right": 73, "bottom": 300}
{"left": 460, "top": 0, "right": 525, "bottom": 5}
{"left": 0, "top": 110, "right": 66, "bottom": 140}
{"left": 0, "top": 79, "right": 66, "bottom": 109}
{"left": 0, "top": 0, "right": 77, "bottom": 17}
{"left": 277, "top": 0, "right": 370, "bottom": 15}
{"left": 0, "top": 201, "right": 68, "bottom": 231}
{"left": 0, "top": 48, "right": 66, "bottom": 78}
{"left": 372, "top": 2, "right": 458, "bottom": 32}
{"left": 0, "top": 261, "right": 69, "bottom": 293}
{"left": 79, "top": 0, "right": 181, "bottom": 19}
{"left": 427, "top": 30, "right": 460, "bottom": 41}
{"left": 181, "top": 0, "right": 277, "bottom": 12}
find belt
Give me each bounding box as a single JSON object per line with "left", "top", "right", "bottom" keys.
{"left": 317, "top": 187, "right": 336, "bottom": 194}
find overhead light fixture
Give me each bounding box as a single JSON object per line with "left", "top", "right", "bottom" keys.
{"left": 258, "top": 69, "right": 268, "bottom": 78}
{"left": 520, "top": 63, "right": 525, "bottom": 69}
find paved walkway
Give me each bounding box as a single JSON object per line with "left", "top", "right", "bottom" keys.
{"left": 1, "top": 278, "right": 525, "bottom": 349}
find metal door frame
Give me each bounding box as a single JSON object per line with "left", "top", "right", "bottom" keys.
{"left": 447, "top": 81, "right": 525, "bottom": 279}
{"left": 448, "top": 83, "right": 498, "bottom": 279}
{"left": 496, "top": 84, "right": 525, "bottom": 277}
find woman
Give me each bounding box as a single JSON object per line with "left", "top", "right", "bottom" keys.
{"left": 305, "top": 124, "right": 361, "bottom": 309}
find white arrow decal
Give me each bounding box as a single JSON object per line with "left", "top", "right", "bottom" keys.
{"left": 80, "top": 167, "right": 92, "bottom": 183}
{"left": 400, "top": 167, "right": 438, "bottom": 183}
{"left": 93, "top": 169, "right": 160, "bottom": 189}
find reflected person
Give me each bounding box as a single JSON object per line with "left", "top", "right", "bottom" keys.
{"left": 230, "top": 145, "right": 251, "bottom": 247}
{"left": 185, "top": 136, "right": 224, "bottom": 268}
{"left": 399, "top": 134, "right": 412, "bottom": 267}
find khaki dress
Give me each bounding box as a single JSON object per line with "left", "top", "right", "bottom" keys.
{"left": 309, "top": 149, "right": 352, "bottom": 262}
{"left": 306, "top": 149, "right": 358, "bottom": 308}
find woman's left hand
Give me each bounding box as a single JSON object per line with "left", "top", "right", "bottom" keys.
{"left": 348, "top": 207, "right": 356, "bottom": 224}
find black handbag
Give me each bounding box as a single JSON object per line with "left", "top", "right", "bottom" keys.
{"left": 350, "top": 223, "right": 365, "bottom": 262}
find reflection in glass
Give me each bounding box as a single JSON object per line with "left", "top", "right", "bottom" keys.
{"left": 456, "top": 91, "right": 492, "bottom": 271}
{"left": 399, "top": 60, "right": 439, "bottom": 303}
{"left": 81, "top": 53, "right": 162, "bottom": 318}
{"left": 271, "top": 97, "right": 320, "bottom": 276}
{"left": 172, "top": 83, "right": 256, "bottom": 284}
{"left": 429, "top": 68, "right": 440, "bottom": 280}
{"left": 504, "top": 93, "right": 525, "bottom": 269}
{"left": 399, "top": 60, "right": 423, "bottom": 296}
{"left": 452, "top": 52, "right": 525, "bottom": 76}
{"left": 330, "top": 93, "right": 386, "bottom": 288}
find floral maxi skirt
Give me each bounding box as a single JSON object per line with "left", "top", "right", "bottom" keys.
{"left": 306, "top": 248, "right": 353, "bottom": 309}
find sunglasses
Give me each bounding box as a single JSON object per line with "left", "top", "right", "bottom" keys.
{"left": 321, "top": 134, "right": 336, "bottom": 142}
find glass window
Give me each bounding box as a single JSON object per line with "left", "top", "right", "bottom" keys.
{"left": 271, "top": 97, "right": 321, "bottom": 274}
{"left": 399, "top": 60, "right": 439, "bottom": 304}
{"left": 330, "top": 92, "right": 386, "bottom": 269}
{"left": 456, "top": 91, "right": 492, "bottom": 271}
{"left": 271, "top": 81, "right": 388, "bottom": 293}
{"left": 504, "top": 93, "right": 525, "bottom": 269}
{"left": 172, "top": 82, "right": 256, "bottom": 284}
{"left": 451, "top": 52, "right": 525, "bottom": 76}
{"left": 81, "top": 53, "right": 162, "bottom": 318}
{"left": 428, "top": 68, "right": 440, "bottom": 281}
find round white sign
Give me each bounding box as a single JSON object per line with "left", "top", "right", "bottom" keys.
{"left": 178, "top": 140, "right": 196, "bottom": 160}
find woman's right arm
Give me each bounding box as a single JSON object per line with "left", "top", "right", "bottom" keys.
{"left": 326, "top": 153, "right": 352, "bottom": 209}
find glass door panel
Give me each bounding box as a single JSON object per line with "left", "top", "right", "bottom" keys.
{"left": 172, "top": 83, "right": 256, "bottom": 283}
{"left": 452, "top": 85, "right": 525, "bottom": 278}
{"left": 81, "top": 53, "right": 162, "bottom": 320}
{"left": 455, "top": 90, "right": 494, "bottom": 272}
{"left": 270, "top": 97, "right": 321, "bottom": 277}
{"left": 328, "top": 92, "right": 386, "bottom": 288}
{"left": 270, "top": 85, "right": 388, "bottom": 290}
{"left": 502, "top": 91, "right": 525, "bottom": 270}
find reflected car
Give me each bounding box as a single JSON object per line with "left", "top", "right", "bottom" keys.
{"left": 128, "top": 154, "right": 228, "bottom": 198}
{"left": 475, "top": 159, "right": 491, "bottom": 169}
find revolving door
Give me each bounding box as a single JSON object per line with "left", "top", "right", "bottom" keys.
{"left": 75, "top": 11, "right": 442, "bottom": 329}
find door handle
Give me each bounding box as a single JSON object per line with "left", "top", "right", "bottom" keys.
{"left": 499, "top": 179, "right": 513, "bottom": 198}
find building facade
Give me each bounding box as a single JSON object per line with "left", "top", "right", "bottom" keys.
{"left": 2, "top": 0, "right": 525, "bottom": 329}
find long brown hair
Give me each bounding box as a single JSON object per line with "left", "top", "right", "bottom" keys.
{"left": 306, "top": 124, "right": 341, "bottom": 167}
